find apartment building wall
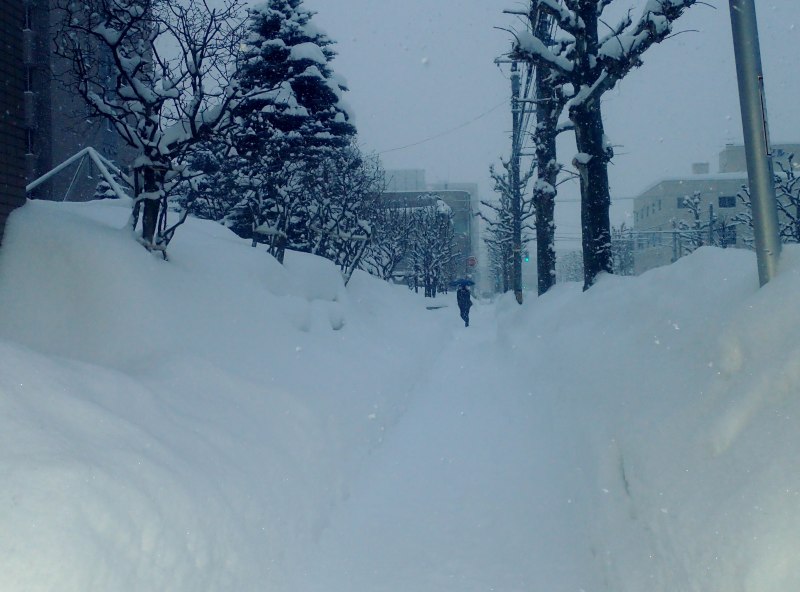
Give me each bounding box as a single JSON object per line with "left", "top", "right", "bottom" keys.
{"left": 0, "top": 0, "right": 27, "bottom": 243}
{"left": 632, "top": 174, "right": 748, "bottom": 274}
{"left": 24, "top": 0, "right": 127, "bottom": 201}
{"left": 632, "top": 143, "right": 800, "bottom": 274}
{"left": 384, "top": 171, "right": 483, "bottom": 283}
{"left": 719, "top": 143, "right": 800, "bottom": 173}
{"left": 385, "top": 169, "right": 427, "bottom": 192}
{"left": 382, "top": 189, "right": 477, "bottom": 281}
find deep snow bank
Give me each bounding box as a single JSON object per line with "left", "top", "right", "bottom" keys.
{"left": 0, "top": 200, "right": 450, "bottom": 591}
{"left": 495, "top": 246, "right": 800, "bottom": 591}
{"left": 2, "top": 199, "right": 800, "bottom": 592}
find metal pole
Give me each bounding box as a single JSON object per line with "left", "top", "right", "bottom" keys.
{"left": 672, "top": 220, "right": 678, "bottom": 262}
{"left": 729, "top": 0, "right": 781, "bottom": 286}
{"left": 708, "top": 203, "right": 714, "bottom": 245}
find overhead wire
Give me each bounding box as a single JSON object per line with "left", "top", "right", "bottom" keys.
{"left": 516, "top": 6, "right": 559, "bottom": 161}
{"left": 377, "top": 99, "right": 509, "bottom": 155}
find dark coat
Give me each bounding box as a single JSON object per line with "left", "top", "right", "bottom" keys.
{"left": 456, "top": 287, "right": 472, "bottom": 312}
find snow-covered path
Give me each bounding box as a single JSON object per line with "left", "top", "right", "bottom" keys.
{"left": 296, "top": 302, "right": 595, "bottom": 592}
{"left": 4, "top": 201, "right": 800, "bottom": 592}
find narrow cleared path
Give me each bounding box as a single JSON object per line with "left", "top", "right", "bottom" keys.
{"left": 294, "top": 300, "right": 595, "bottom": 592}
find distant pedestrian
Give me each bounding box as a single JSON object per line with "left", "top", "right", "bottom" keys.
{"left": 456, "top": 284, "right": 472, "bottom": 327}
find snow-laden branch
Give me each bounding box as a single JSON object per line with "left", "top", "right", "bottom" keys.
{"left": 515, "top": 29, "right": 574, "bottom": 77}
{"left": 512, "top": 0, "right": 697, "bottom": 110}
{"left": 54, "top": 0, "right": 248, "bottom": 250}
{"left": 589, "top": 0, "right": 697, "bottom": 105}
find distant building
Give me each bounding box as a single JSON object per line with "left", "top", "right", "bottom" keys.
{"left": 631, "top": 143, "right": 800, "bottom": 274}
{"left": 22, "top": 0, "right": 129, "bottom": 201}
{"left": 385, "top": 169, "right": 427, "bottom": 192}
{"left": 429, "top": 181, "right": 481, "bottom": 278}
{"left": 0, "top": 0, "right": 27, "bottom": 243}
{"left": 382, "top": 189, "right": 476, "bottom": 274}
{"left": 382, "top": 170, "right": 481, "bottom": 285}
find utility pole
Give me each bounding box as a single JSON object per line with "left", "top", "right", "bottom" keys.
{"left": 510, "top": 60, "right": 523, "bottom": 304}
{"left": 708, "top": 203, "right": 715, "bottom": 245}
{"left": 672, "top": 221, "right": 678, "bottom": 262}
{"left": 729, "top": 0, "right": 781, "bottom": 286}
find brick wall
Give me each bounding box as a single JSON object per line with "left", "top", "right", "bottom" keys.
{"left": 0, "top": 0, "right": 27, "bottom": 243}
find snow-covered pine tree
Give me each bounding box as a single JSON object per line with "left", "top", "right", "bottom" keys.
{"left": 226, "top": 0, "right": 355, "bottom": 262}
{"left": 92, "top": 176, "right": 124, "bottom": 201}
{"left": 178, "top": 138, "right": 245, "bottom": 224}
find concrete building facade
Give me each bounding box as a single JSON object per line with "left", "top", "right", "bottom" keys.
{"left": 383, "top": 169, "right": 481, "bottom": 284}
{"left": 23, "top": 0, "right": 127, "bottom": 201}
{"left": 631, "top": 143, "right": 800, "bottom": 274}
{"left": 382, "top": 190, "right": 477, "bottom": 276}
{"left": 385, "top": 169, "right": 427, "bottom": 192}
{"left": 429, "top": 181, "right": 481, "bottom": 277}
{"left": 0, "top": 0, "right": 28, "bottom": 242}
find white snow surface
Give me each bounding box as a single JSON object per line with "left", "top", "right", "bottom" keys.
{"left": 2, "top": 199, "right": 800, "bottom": 591}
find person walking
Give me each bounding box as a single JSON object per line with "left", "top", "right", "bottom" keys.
{"left": 456, "top": 284, "right": 472, "bottom": 327}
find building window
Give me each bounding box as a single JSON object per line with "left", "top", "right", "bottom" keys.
{"left": 658, "top": 199, "right": 662, "bottom": 211}
{"left": 718, "top": 195, "right": 736, "bottom": 208}
{"left": 677, "top": 197, "right": 688, "bottom": 209}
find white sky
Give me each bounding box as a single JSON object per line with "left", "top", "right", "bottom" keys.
{"left": 300, "top": 0, "right": 800, "bottom": 243}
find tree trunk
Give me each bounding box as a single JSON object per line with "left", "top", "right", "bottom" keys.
{"left": 272, "top": 233, "right": 287, "bottom": 264}
{"left": 139, "top": 166, "right": 163, "bottom": 247}
{"left": 571, "top": 102, "right": 612, "bottom": 290}
{"left": 534, "top": 180, "right": 556, "bottom": 295}
{"left": 510, "top": 63, "right": 523, "bottom": 304}
{"left": 533, "top": 12, "right": 559, "bottom": 297}
{"left": 533, "top": 120, "right": 558, "bottom": 295}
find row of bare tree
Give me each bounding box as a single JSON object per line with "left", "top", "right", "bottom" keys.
{"left": 486, "top": 0, "right": 697, "bottom": 296}
{"left": 54, "top": 0, "right": 459, "bottom": 286}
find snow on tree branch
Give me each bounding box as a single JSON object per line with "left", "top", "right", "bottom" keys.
{"left": 54, "top": 0, "right": 248, "bottom": 251}
{"left": 515, "top": 30, "right": 574, "bottom": 77}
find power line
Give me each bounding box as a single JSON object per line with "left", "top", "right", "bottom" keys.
{"left": 377, "top": 99, "right": 508, "bottom": 155}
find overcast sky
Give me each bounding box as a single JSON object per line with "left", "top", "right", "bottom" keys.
{"left": 300, "top": 0, "right": 800, "bottom": 242}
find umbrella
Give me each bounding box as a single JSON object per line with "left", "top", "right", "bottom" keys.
{"left": 450, "top": 278, "right": 475, "bottom": 287}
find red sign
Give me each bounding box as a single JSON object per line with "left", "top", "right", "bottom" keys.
{"left": 466, "top": 256, "right": 477, "bottom": 267}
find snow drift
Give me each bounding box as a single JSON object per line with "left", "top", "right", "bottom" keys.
{"left": 1, "top": 199, "right": 799, "bottom": 592}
